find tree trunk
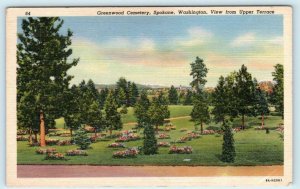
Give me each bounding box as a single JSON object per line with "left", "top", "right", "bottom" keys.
{"left": 200, "top": 122, "right": 203, "bottom": 134}
{"left": 34, "top": 132, "right": 38, "bottom": 143}
{"left": 29, "top": 129, "right": 33, "bottom": 145}
{"left": 156, "top": 125, "right": 159, "bottom": 134}
{"left": 242, "top": 115, "right": 245, "bottom": 130}
{"left": 109, "top": 128, "right": 112, "bottom": 137}
{"left": 70, "top": 129, "right": 73, "bottom": 137}
{"left": 39, "top": 110, "right": 46, "bottom": 147}
{"left": 261, "top": 113, "right": 264, "bottom": 128}
{"left": 94, "top": 130, "right": 97, "bottom": 137}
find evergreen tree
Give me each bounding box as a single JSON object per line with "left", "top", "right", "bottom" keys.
{"left": 178, "top": 91, "right": 185, "bottom": 104}
{"left": 86, "top": 101, "right": 105, "bottom": 137}
{"left": 272, "top": 64, "right": 284, "bottom": 118}
{"left": 104, "top": 91, "right": 123, "bottom": 136}
{"left": 148, "top": 96, "right": 170, "bottom": 133}
{"left": 168, "top": 85, "right": 179, "bottom": 104}
{"left": 183, "top": 90, "right": 193, "bottom": 105}
{"left": 254, "top": 85, "right": 270, "bottom": 128}
{"left": 190, "top": 57, "right": 208, "bottom": 93}
{"left": 73, "top": 127, "right": 91, "bottom": 150}
{"left": 17, "top": 17, "right": 79, "bottom": 146}
{"left": 99, "top": 88, "right": 109, "bottom": 108}
{"left": 63, "top": 85, "right": 81, "bottom": 136}
{"left": 134, "top": 90, "right": 150, "bottom": 128}
{"left": 212, "top": 76, "right": 230, "bottom": 124}
{"left": 129, "top": 82, "right": 139, "bottom": 106}
{"left": 189, "top": 57, "right": 210, "bottom": 133}
{"left": 190, "top": 93, "right": 210, "bottom": 133}
{"left": 221, "top": 121, "right": 236, "bottom": 163}
{"left": 234, "top": 65, "right": 256, "bottom": 130}
{"left": 143, "top": 123, "right": 158, "bottom": 155}
{"left": 118, "top": 88, "right": 127, "bottom": 106}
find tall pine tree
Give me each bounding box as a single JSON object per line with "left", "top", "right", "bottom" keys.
{"left": 189, "top": 57, "right": 210, "bottom": 133}
{"left": 17, "top": 17, "right": 79, "bottom": 146}
{"left": 234, "top": 65, "right": 255, "bottom": 130}
{"left": 104, "top": 91, "right": 123, "bottom": 136}
{"left": 143, "top": 123, "right": 158, "bottom": 155}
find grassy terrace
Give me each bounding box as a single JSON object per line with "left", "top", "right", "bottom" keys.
{"left": 18, "top": 105, "right": 283, "bottom": 166}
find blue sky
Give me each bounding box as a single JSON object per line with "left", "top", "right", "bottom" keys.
{"left": 18, "top": 15, "right": 283, "bottom": 87}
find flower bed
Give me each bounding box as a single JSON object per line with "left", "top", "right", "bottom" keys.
{"left": 158, "top": 133, "right": 170, "bottom": 139}
{"left": 202, "top": 130, "right": 215, "bottom": 135}
{"left": 66, "top": 149, "right": 88, "bottom": 156}
{"left": 57, "top": 140, "right": 72, "bottom": 146}
{"left": 90, "top": 136, "right": 100, "bottom": 143}
{"left": 45, "top": 152, "right": 66, "bottom": 160}
{"left": 112, "top": 148, "right": 139, "bottom": 158}
{"left": 176, "top": 136, "right": 192, "bottom": 143}
{"left": 36, "top": 148, "right": 57, "bottom": 154}
{"left": 108, "top": 142, "right": 126, "bottom": 148}
{"left": 187, "top": 132, "right": 200, "bottom": 139}
{"left": 158, "top": 142, "right": 171, "bottom": 147}
{"left": 169, "top": 146, "right": 193, "bottom": 154}
{"left": 115, "top": 134, "right": 140, "bottom": 142}
{"left": 84, "top": 126, "right": 95, "bottom": 133}
{"left": 46, "top": 139, "right": 60, "bottom": 145}
{"left": 17, "top": 135, "right": 28, "bottom": 141}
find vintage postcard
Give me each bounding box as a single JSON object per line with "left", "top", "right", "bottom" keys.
{"left": 6, "top": 6, "right": 292, "bottom": 186}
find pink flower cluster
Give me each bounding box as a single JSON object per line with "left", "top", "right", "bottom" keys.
{"left": 169, "top": 146, "right": 193, "bottom": 154}
{"left": 233, "top": 128, "right": 241, "bottom": 132}
{"left": 115, "top": 133, "right": 140, "bottom": 142}
{"left": 36, "top": 148, "right": 57, "bottom": 154}
{"left": 158, "top": 142, "right": 171, "bottom": 147}
{"left": 187, "top": 132, "right": 200, "bottom": 139}
{"left": 17, "top": 135, "right": 28, "bottom": 141}
{"left": 158, "top": 133, "right": 170, "bottom": 139}
{"left": 176, "top": 136, "right": 192, "bottom": 143}
{"left": 202, "top": 130, "right": 215, "bottom": 135}
{"left": 57, "top": 140, "right": 72, "bottom": 146}
{"left": 108, "top": 142, "right": 126, "bottom": 148}
{"left": 112, "top": 148, "right": 139, "bottom": 158}
{"left": 66, "top": 149, "right": 88, "bottom": 156}
{"left": 45, "top": 152, "right": 66, "bottom": 160}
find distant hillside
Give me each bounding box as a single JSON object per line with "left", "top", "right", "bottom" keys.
{"left": 95, "top": 83, "right": 167, "bottom": 90}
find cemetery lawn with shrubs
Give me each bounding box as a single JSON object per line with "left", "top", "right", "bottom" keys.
{"left": 17, "top": 107, "right": 283, "bottom": 166}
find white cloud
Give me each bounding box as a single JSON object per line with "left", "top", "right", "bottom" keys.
{"left": 230, "top": 32, "right": 256, "bottom": 47}
{"left": 267, "top": 36, "right": 283, "bottom": 45}
{"left": 177, "top": 27, "right": 213, "bottom": 47}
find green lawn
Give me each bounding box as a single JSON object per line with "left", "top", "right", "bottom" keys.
{"left": 18, "top": 113, "right": 283, "bottom": 166}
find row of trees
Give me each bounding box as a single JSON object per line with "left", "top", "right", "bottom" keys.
{"left": 189, "top": 57, "right": 283, "bottom": 133}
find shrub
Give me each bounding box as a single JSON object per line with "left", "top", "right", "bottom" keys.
{"left": 143, "top": 124, "right": 158, "bottom": 155}
{"left": 158, "top": 133, "right": 170, "bottom": 139}
{"left": 108, "top": 143, "right": 126, "bottom": 148}
{"left": 57, "top": 140, "right": 72, "bottom": 146}
{"left": 115, "top": 134, "right": 140, "bottom": 142}
{"left": 66, "top": 149, "right": 88, "bottom": 156}
{"left": 45, "top": 152, "right": 66, "bottom": 160}
{"left": 73, "top": 128, "right": 91, "bottom": 150}
{"left": 221, "top": 122, "right": 236, "bottom": 163}
{"left": 36, "top": 148, "right": 57, "bottom": 154}
{"left": 46, "top": 139, "right": 60, "bottom": 145}
{"left": 202, "top": 130, "right": 215, "bottom": 135}
{"left": 113, "top": 148, "right": 139, "bottom": 158}
{"left": 169, "top": 146, "right": 193, "bottom": 154}
{"left": 17, "top": 135, "right": 28, "bottom": 141}
{"left": 158, "top": 142, "right": 170, "bottom": 147}
{"left": 17, "top": 130, "right": 28, "bottom": 135}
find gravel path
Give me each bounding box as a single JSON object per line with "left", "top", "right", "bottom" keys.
{"left": 17, "top": 165, "right": 283, "bottom": 177}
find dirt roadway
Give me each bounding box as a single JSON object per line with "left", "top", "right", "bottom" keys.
{"left": 17, "top": 165, "right": 283, "bottom": 177}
